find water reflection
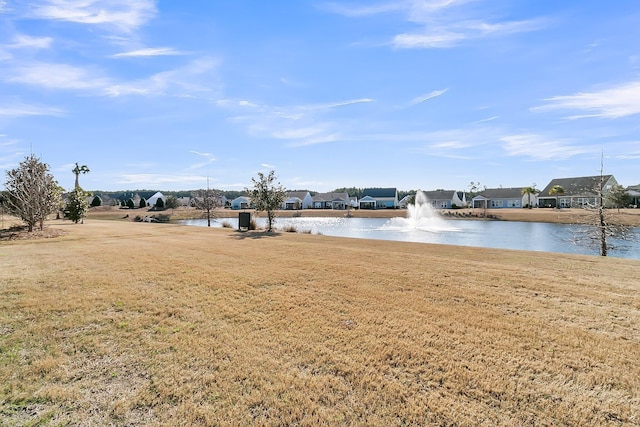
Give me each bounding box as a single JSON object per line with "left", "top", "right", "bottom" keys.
{"left": 178, "top": 217, "right": 640, "bottom": 259}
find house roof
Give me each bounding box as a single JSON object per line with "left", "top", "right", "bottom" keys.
{"left": 232, "top": 196, "right": 251, "bottom": 202}
{"left": 477, "top": 187, "right": 525, "bottom": 199}
{"left": 312, "top": 192, "right": 349, "bottom": 202}
{"left": 421, "top": 190, "right": 457, "bottom": 200}
{"left": 540, "top": 175, "right": 615, "bottom": 197}
{"left": 362, "top": 188, "right": 397, "bottom": 198}
{"left": 286, "top": 191, "right": 310, "bottom": 199}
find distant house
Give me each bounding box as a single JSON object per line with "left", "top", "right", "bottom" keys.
{"left": 349, "top": 196, "right": 358, "bottom": 208}
{"left": 359, "top": 188, "right": 398, "bottom": 209}
{"left": 472, "top": 188, "right": 530, "bottom": 209}
{"left": 538, "top": 175, "right": 618, "bottom": 208}
{"left": 421, "top": 190, "right": 467, "bottom": 209}
{"left": 147, "top": 192, "right": 167, "bottom": 208}
{"left": 398, "top": 195, "right": 412, "bottom": 208}
{"left": 231, "top": 196, "right": 252, "bottom": 210}
{"left": 177, "top": 197, "right": 191, "bottom": 207}
{"left": 282, "top": 191, "right": 312, "bottom": 210}
{"left": 625, "top": 184, "right": 639, "bottom": 208}
{"left": 312, "top": 192, "right": 350, "bottom": 209}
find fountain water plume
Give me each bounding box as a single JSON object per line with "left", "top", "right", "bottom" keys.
{"left": 385, "top": 190, "right": 459, "bottom": 232}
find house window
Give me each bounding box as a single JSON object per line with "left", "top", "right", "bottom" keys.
{"left": 440, "top": 201, "right": 448, "bottom": 208}
{"left": 508, "top": 200, "right": 520, "bottom": 207}
{"left": 491, "top": 200, "right": 503, "bottom": 208}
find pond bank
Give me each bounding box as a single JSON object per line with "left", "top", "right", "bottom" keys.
{"left": 85, "top": 206, "right": 640, "bottom": 227}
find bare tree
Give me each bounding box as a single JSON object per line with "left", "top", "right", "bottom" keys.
{"left": 191, "top": 178, "right": 220, "bottom": 227}
{"left": 4, "top": 154, "right": 62, "bottom": 232}
{"left": 571, "top": 158, "right": 633, "bottom": 256}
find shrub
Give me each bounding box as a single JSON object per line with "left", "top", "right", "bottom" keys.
{"left": 249, "top": 219, "right": 258, "bottom": 230}
{"left": 139, "top": 198, "right": 147, "bottom": 208}
{"left": 91, "top": 195, "right": 102, "bottom": 207}
{"left": 283, "top": 225, "right": 297, "bottom": 233}
{"left": 155, "top": 198, "right": 165, "bottom": 209}
{"left": 126, "top": 198, "right": 135, "bottom": 209}
{"left": 221, "top": 221, "right": 233, "bottom": 228}
{"left": 154, "top": 214, "right": 170, "bottom": 223}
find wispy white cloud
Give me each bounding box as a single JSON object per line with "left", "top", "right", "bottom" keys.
{"left": 6, "top": 62, "right": 110, "bottom": 90}
{"left": 392, "top": 18, "right": 545, "bottom": 49}
{"left": 410, "top": 127, "right": 498, "bottom": 159}
{"left": 319, "top": 2, "right": 404, "bottom": 17}
{"left": 188, "top": 150, "right": 216, "bottom": 170}
{"left": 112, "top": 47, "right": 187, "bottom": 57}
{"left": 4, "top": 57, "right": 220, "bottom": 97}
{"left": 409, "top": 89, "right": 448, "bottom": 106}
{"left": 473, "top": 115, "right": 499, "bottom": 124}
{"left": 0, "top": 103, "right": 64, "bottom": 117}
{"left": 217, "top": 97, "right": 372, "bottom": 147}
{"left": 261, "top": 163, "right": 275, "bottom": 169}
{"left": 28, "top": 0, "right": 157, "bottom": 33}
{"left": 326, "top": 0, "right": 546, "bottom": 49}
{"left": 189, "top": 150, "right": 213, "bottom": 157}
{"left": 288, "top": 134, "right": 341, "bottom": 147}
{"left": 533, "top": 81, "right": 640, "bottom": 119}
{"left": 393, "top": 31, "right": 466, "bottom": 49}
{"left": 500, "top": 134, "right": 592, "bottom": 160}
{"left": 105, "top": 57, "right": 219, "bottom": 96}
{"left": 300, "top": 98, "right": 373, "bottom": 111}
{"left": 7, "top": 34, "right": 53, "bottom": 49}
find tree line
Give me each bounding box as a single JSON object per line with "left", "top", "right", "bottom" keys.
{"left": 1, "top": 154, "right": 635, "bottom": 255}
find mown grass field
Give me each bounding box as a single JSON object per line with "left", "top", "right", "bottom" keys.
{"left": 1, "top": 219, "right": 639, "bottom": 426}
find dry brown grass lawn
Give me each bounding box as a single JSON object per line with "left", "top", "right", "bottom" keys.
{"left": 1, "top": 219, "right": 638, "bottom": 426}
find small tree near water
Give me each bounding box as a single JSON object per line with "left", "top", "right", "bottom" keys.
{"left": 248, "top": 170, "right": 286, "bottom": 232}
{"left": 192, "top": 179, "right": 220, "bottom": 227}
{"left": 571, "top": 158, "right": 634, "bottom": 256}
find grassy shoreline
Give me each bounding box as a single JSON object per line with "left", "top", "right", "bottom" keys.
{"left": 85, "top": 205, "right": 640, "bottom": 226}
{"left": 1, "top": 219, "right": 638, "bottom": 425}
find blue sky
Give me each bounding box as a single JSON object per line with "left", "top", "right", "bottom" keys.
{"left": 1, "top": 1, "right": 639, "bottom": 193}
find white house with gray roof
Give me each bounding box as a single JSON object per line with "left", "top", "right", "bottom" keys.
{"left": 359, "top": 188, "right": 398, "bottom": 209}
{"left": 312, "top": 192, "right": 350, "bottom": 209}
{"left": 472, "top": 187, "right": 532, "bottom": 209}
{"left": 421, "top": 190, "right": 467, "bottom": 209}
{"left": 282, "top": 191, "right": 312, "bottom": 210}
{"left": 538, "top": 175, "right": 618, "bottom": 208}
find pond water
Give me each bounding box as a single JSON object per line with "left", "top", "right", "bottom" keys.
{"left": 178, "top": 216, "right": 640, "bottom": 259}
